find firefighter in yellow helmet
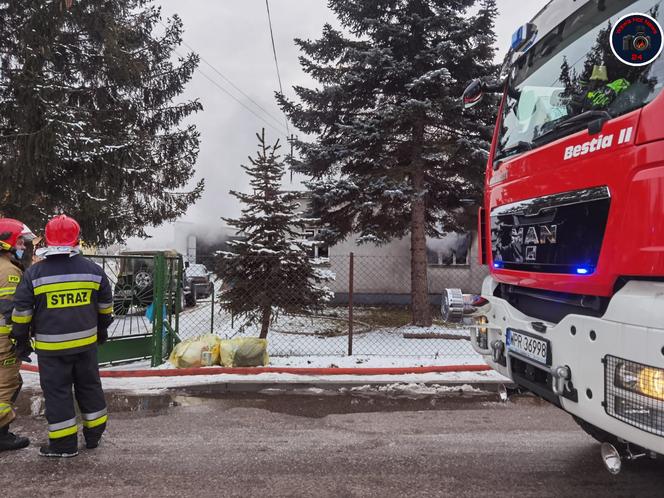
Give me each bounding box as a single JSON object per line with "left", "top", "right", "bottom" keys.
{"left": 0, "top": 218, "right": 34, "bottom": 452}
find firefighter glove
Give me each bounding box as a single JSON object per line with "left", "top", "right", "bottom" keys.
{"left": 9, "top": 338, "right": 33, "bottom": 363}
{"left": 98, "top": 327, "right": 108, "bottom": 346}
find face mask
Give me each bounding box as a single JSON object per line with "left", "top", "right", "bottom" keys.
{"left": 15, "top": 249, "right": 24, "bottom": 259}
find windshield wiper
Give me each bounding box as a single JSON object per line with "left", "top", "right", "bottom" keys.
{"left": 533, "top": 110, "right": 612, "bottom": 145}
{"left": 493, "top": 141, "right": 533, "bottom": 166}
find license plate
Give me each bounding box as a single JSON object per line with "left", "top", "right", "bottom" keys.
{"left": 506, "top": 329, "right": 550, "bottom": 365}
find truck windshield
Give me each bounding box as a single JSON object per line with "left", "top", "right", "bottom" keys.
{"left": 497, "top": 0, "right": 664, "bottom": 162}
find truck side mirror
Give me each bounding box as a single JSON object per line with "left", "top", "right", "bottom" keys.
{"left": 462, "top": 79, "right": 484, "bottom": 109}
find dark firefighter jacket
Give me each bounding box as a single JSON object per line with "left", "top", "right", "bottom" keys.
{"left": 10, "top": 254, "right": 113, "bottom": 356}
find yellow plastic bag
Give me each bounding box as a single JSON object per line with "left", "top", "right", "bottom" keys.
{"left": 219, "top": 338, "right": 269, "bottom": 367}
{"left": 169, "top": 335, "right": 221, "bottom": 368}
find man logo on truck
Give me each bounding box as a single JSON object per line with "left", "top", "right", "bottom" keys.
{"left": 512, "top": 225, "right": 558, "bottom": 246}
{"left": 511, "top": 224, "right": 557, "bottom": 262}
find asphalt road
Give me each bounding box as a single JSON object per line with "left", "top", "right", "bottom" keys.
{"left": 3, "top": 389, "right": 663, "bottom": 497}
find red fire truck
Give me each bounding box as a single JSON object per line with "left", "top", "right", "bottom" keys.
{"left": 445, "top": 0, "right": 664, "bottom": 473}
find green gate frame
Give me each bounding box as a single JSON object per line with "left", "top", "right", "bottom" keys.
{"left": 149, "top": 253, "right": 184, "bottom": 366}
{"left": 96, "top": 252, "right": 183, "bottom": 366}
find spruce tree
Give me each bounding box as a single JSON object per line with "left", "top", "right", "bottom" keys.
{"left": 0, "top": 0, "right": 203, "bottom": 245}
{"left": 278, "top": 0, "right": 498, "bottom": 326}
{"left": 216, "top": 129, "right": 332, "bottom": 339}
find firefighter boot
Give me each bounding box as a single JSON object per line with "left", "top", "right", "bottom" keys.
{"left": 39, "top": 444, "right": 79, "bottom": 458}
{"left": 0, "top": 424, "right": 30, "bottom": 452}
{"left": 39, "top": 434, "right": 78, "bottom": 458}
{"left": 83, "top": 420, "right": 106, "bottom": 449}
{"left": 85, "top": 438, "right": 100, "bottom": 450}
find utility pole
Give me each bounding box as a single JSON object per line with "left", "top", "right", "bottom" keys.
{"left": 287, "top": 133, "right": 298, "bottom": 183}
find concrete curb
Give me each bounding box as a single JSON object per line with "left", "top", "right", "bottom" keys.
{"left": 167, "top": 379, "right": 512, "bottom": 393}
{"left": 15, "top": 389, "right": 174, "bottom": 417}
{"left": 15, "top": 379, "right": 514, "bottom": 417}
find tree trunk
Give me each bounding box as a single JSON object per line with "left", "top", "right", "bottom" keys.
{"left": 410, "top": 166, "right": 432, "bottom": 327}
{"left": 409, "top": 113, "right": 432, "bottom": 328}
{"left": 259, "top": 305, "right": 271, "bottom": 339}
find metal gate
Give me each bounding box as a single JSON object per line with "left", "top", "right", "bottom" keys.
{"left": 91, "top": 252, "right": 187, "bottom": 366}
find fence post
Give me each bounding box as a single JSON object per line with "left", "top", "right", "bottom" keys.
{"left": 174, "top": 255, "right": 182, "bottom": 346}
{"left": 210, "top": 285, "right": 215, "bottom": 335}
{"left": 151, "top": 252, "right": 165, "bottom": 367}
{"left": 348, "top": 252, "right": 354, "bottom": 356}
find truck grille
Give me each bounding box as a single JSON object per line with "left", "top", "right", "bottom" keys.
{"left": 491, "top": 186, "right": 610, "bottom": 274}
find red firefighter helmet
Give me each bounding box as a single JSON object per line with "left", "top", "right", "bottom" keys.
{"left": 45, "top": 215, "right": 80, "bottom": 247}
{"left": 0, "top": 218, "right": 26, "bottom": 252}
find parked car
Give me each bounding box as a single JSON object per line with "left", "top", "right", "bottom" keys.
{"left": 185, "top": 263, "right": 214, "bottom": 299}
{"left": 113, "top": 250, "right": 197, "bottom": 315}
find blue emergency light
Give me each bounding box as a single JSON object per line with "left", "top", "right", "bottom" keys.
{"left": 511, "top": 23, "right": 537, "bottom": 52}
{"left": 575, "top": 267, "right": 592, "bottom": 275}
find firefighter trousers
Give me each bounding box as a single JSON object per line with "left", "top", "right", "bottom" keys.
{"left": 0, "top": 335, "right": 21, "bottom": 429}
{"left": 39, "top": 349, "right": 107, "bottom": 451}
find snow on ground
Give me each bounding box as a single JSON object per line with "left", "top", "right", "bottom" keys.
{"left": 340, "top": 382, "right": 482, "bottom": 398}
{"left": 19, "top": 368, "right": 509, "bottom": 394}
{"left": 23, "top": 352, "right": 486, "bottom": 371}
{"left": 19, "top": 287, "right": 503, "bottom": 393}
{"left": 151, "top": 354, "right": 484, "bottom": 369}
{"left": 248, "top": 354, "right": 481, "bottom": 368}
{"left": 110, "top": 300, "right": 479, "bottom": 359}
{"left": 258, "top": 383, "right": 484, "bottom": 399}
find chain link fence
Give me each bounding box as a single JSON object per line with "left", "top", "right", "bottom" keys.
{"left": 173, "top": 253, "right": 489, "bottom": 361}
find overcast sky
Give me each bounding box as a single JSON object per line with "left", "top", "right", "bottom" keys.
{"left": 130, "top": 0, "right": 549, "bottom": 247}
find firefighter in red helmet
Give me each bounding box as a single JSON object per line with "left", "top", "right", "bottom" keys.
{"left": 11, "top": 215, "right": 113, "bottom": 457}
{"left": 0, "top": 218, "right": 32, "bottom": 452}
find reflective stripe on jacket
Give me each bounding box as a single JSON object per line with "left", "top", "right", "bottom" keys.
{"left": 12, "top": 254, "right": 113, "bottom": 356}
{"left": 0, "top": 257, "right": 22, "bottom": 338}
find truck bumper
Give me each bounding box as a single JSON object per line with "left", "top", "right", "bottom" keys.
{"left": 192, "top": 283, "right": 211, "bottom": 296}
{"left": 472, "top": 276, "right": 664, "bottom": 455}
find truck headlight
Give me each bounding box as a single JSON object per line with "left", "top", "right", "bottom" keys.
{"left": 476, "top": 315, "right": 488, "bottom": 350}
{"left": 615, "top": 362, "right": 664, "bottom": 401}
{"left": 606, "top": 356, "right": 664, "bottom": 437}
{"left": 638, "top": 368, "right": 664, "bottom": 401}
{"left": 462, "top": 315, "right": 490, "bottom": 350}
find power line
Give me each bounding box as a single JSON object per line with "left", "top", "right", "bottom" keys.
{"left": 194, "top": 65, "right": 288, "bottom": 137}
{"left": 180, "top": 41, "right": 288, "bottom": 133}
{"left": 264, "top": 0, "right": 290, "bottom": 136}
{"left": 160, "top": 20, "right": 288, "bottom": 135}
